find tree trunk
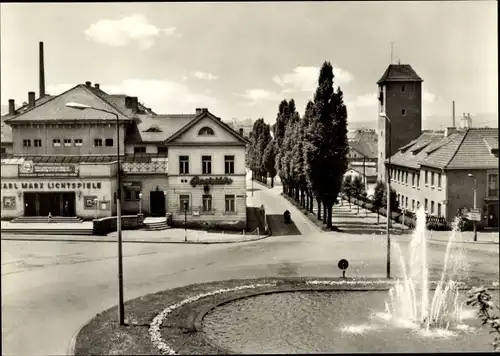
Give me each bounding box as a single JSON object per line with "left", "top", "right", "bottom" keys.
{"left": 377, "top": 210, "right": 380, "bottom": 224}
{"left": 327, "top": 204, "right": 333, "bottom": 229}
{"left": 271, "top": 177, "right": 274, "bottom": 188}
{"left": 295, "top": 185, "right": 300, "bottom": 202}
{"left": 317, "top": 199, "right": 321, "bottom": 220}
{"left": 301, "top": 189, "right": 305, "bottom": 207}
{"left": 310, "top": 192, "right": 314, "bottom": 213}
{"left": 323, "top": 203, "right": 327, "bottom": 224}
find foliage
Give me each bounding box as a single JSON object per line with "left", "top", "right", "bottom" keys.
{"left": 373, "top": 180, "right": 385, "bottom": 212}
{"left": 351, "top": 175, "right": 366, "bottom": 199}
{"left": 263, "top": 139, "right": 277, "bottom": 179}
{"left": 467, "top": 287, "right": 500, "bottom": 351}
{"left": 342, "top": 175, "right": 353, "bottom": 198}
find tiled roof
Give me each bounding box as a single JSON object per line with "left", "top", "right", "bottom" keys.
{"left": 389, "top": 128, "right": 499, "bottom": 170}
{"left": 348, "top": 165, "right": 377, "bottom": 177}
{"left": 4, "top": 85, "right": 130, "bottom": 123}
{"left": 1, "top": 154, "right": 166, "bottom": 165}
{"left": 377, "top": 64, "right": 423, "bottom": 84}
{"left": 483, "top": 136, "right": 498, "bottom": 152}
{"left": 1, "top": 96, "right": 53, "bottom": 143}
{"left": 349, "top": 139, "right": 377, "bottom": 159}
{"left": 126, "top": 114, "right": 195, "bottom": 143}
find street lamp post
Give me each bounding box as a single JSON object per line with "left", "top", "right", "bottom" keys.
{"left": 138, "top": 193, "right": 143, "bottom": 215}
{"left": 183, "top": 201, "right": 188, "bottom": 242}
{"left": 380, "top": 112, "right": 392, "bottom": 279}
{"left": 468, "top": 173, "right": 478, "bottom": 242}
{"left": 66, "top": 102, "right": 125, "bottom": 325}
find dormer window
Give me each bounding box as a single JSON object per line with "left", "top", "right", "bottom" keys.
{"left": 144, "top": 125, "right": 162, "bottom": 133}
{"left": 198, "top": 127, "right": 215, "bottom": 136}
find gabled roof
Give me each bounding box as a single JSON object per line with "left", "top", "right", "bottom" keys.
{"left": 377, "top": 64, "right": 423, "bottom": 84}
{"left": 349, "top": 140, "right": 377, "bottom": 159}
{"left": 1, "top": 95, "right": 53, "bottom": 143}
{"left": 348, "top": 165, "right": 377, "bottom": 178}
{"left": 163, "top": 109, "right": 250, "bottom": 145}
{"left": 4, "top": 85, "right": 130, "bottom": 123}
{"left": 126, "top": 114, "right": 195, "bottom": 143}
{"left": 389, "top": 128, "right": 499, "bottom": 170}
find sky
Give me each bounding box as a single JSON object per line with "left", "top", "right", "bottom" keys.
{"left": 1, "top": 2, "right": 497, "bottom": 129}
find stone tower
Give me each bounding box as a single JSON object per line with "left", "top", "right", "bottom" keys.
{"left": 377, "top": 64, "right": 423, "bottom": 182}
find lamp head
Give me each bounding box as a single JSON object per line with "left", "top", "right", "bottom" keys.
{"left": 66, "top": 102, "right": 92, "bottom": 110}
{"left": 139, "top": 193, "right": 143, "bottom": 199}
{"left": 468, "top": 173, "right": 474, "bottom": 178}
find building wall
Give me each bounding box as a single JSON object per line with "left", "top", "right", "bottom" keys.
{"left": 121, "top": 175, "right": 168, "bottom": 214}
{"left": 124, "top": 143, "right": 163, "bottom": 155}
{"left": 11, "top": 123, "right": 126, "bottom": 156}
{"left": 378, "top": 81, "right": 422, "bottom": 181}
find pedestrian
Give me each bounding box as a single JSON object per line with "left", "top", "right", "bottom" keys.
{"left": 48, "top": 212, "right": 52, "bottom": 223}
{"left": 64, "top": 201, "right": 69, "bottom": 216}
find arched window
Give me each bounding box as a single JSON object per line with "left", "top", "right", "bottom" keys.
{"left": 198, "top": 127, "right": 215, "bottom": 136}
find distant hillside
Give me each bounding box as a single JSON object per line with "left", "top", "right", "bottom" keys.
{"left": 348, "top": 113, "right": 498, "bottom": 131}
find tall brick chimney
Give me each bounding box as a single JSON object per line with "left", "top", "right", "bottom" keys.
{"left": 8, "top": 99, "right": 15, "bottom": 115}
{"left": 39, "top": 42, "right": 46, "bottom": 98}
{"left": 28, "top": 92, "right": 36, "bottom": 108}
{"left": 94, "top": 83, "right": 100, "bottom": 90}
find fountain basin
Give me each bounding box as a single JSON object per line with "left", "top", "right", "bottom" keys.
{"left": 202, "top": 290, "right": 496, "bottom": 353}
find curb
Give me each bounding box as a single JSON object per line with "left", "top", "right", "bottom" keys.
{"left": 0, "top": 232, "right": 272, "bottom": 245}
{"left": 67, "top": 317, "right": 92, "bottom": 356}
{"left": 252, "top": 179, "right": 272, "bottom": 190}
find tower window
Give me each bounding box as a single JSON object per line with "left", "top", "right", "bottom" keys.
{"left": 401, "top": 109, "right": 406, "bottom": 116}
{"left": 401, "top": 85, "right": 406, "bottom": 92}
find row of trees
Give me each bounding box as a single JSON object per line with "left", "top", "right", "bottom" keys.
{"left": 247, "top": 61, "right": 349, "bottom": 229}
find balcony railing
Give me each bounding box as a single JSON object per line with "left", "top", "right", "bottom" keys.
{"left": 122, "top": 161, "right": 167, "bottom": 174}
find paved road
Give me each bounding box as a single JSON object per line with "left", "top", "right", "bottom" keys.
{"left": 2, "top": 175, "right": 499, "bottom": 356}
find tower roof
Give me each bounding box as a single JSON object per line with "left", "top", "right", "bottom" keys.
{"left": 377, "top": 64, "right": 423, "bottom": 84}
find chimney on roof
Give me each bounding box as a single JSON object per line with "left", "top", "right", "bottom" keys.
{"left": 39, "top": 42, "right": 46, "bottom": 98}
{"left": 125, "top": 96, "right": 138, "bottom": 112}
{"left": 28, "top": 92, "right": 36, "bottom": 108}
{"left": 8, "top": 99, "right": 16, "bottom": 115}
{"left": 131, "top": 97, "right": 138, "bottom": 112}
{"left": 444, "top": 127, "right": 457, "bottom": 137}
{"left": 239, "top": 128, "right": 244, "bottom": 136}
{"left": 196, "top": 108, "right": 202, "bottom": 114}
{"left": 460, "top": 113, "right": 472, "bottom": 129}
{"left": 94, "top": 83, "right": 100, "bottom": 90}
{"left": 202, "top": 108, "right": 208, "bottom": 112}
{"left": 85, "top": 81, "right": 92, "bottom": 87}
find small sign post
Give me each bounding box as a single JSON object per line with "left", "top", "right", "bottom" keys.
{"left": 467, "top": 209, "right": 482, "bottom": 222}
{"left": 338, "top": 259, "right": 349, "bottom": 279}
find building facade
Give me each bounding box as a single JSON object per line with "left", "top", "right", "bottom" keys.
{"left": 387, "top": 127, "right": 499, "bottom": 228}
{"left": 1, "top": 82, "right": 249, "bottom": 230}
{"left": 377, "top": 64, "right": 423, "bottom": 182}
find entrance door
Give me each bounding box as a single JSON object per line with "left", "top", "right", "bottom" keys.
{"left": 24, "top": 193, "right": 37, "bottom": 216}
{"left": 62, "top": 192, "right": 76, "bottom": 216}
{"left": 487, "top": 203, "right": 499, "bottom": 228}
{"left": 150, "top": 191, "right": 166, "bottom": 217}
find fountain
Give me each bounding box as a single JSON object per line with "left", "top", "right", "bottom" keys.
{"left": 383, "top": 206, "right": 467, "bottom": 331}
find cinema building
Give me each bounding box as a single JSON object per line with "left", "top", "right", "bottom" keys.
{"left": 1, "top": 81, "right": 249, "bottom": 230}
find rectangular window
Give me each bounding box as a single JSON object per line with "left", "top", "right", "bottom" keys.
{"left": 105, "top": 138, "right": 114, "bottom": 147}
{"left": 134, "top": 146, "right": 146, "bottom": 153}
{"left": 157, "top": 146, "right": 168, "bottom": 154}
{"left": 94, "top": 139, "right": 103, "bottom": 147}
{"left": 417, "top": 174, "right": 420, "bottom": 188}
{"left": 64, "top": 139, "right": 72, "bottom": 147}
{"left": 438, "top": 203, "right": 442, "bottom": 217}
{"left": 405, "top": 172, "right": 408, "bottom": 185}
{"left": 179, "top": 155, "right": 189, "bottom": 174}
{"left": 53, "top": 139, "right": 61, "bottom": 147}
{"left": 425, "top": 170, "right": 428, "bottom": 185}
{"left": 179, "top": 194, "right": 190, "bottom": 212}
{"left": 437, "top": 173, "right": 442, "bottom": 188}
{"left": 488, "top": 173, "right": 498, "bottom": 197}
{"left": 417, "top": 201, "right": 420, "bottom": 209}
{"left": 425, "top": 199, "right": 428, "bottom": 212}
{"left": 23, "top": 139, "right": 31, "bottom": 147}
{"left": 412, "top": 199, "right": 415, "bottom": 211}
{"left": 34, "top": 139, "right": 42, "bottom": 147}
{"left": 431, "top": 201, "right": 435, "bottom": 215}
{"left": 202, "top": 155, "right": 212, "bottom": 175}
{"left": 412, "top": 173, "right": 415, "bottom": 187}
{"left": 225, "top": 155, "right": 235, "bottom": 174}
{"left": 431, "top": 172, "right": 435, "bottom": 187}
{"left": 74, "top": 139, "right": 83, "bottom": 147}
{"left": 397, "top": 194, "right": 400, "bottom": 204}
{"left": 0, "top": 147, "right": 5, "bottom": 154}
{"left": 405, "top": 197, "right": 408, "bottom": 209}
{"left": 202, "top": 194, "right": 212, "bottom": 212}
{"left": 225, "top": 194, "right": 235, "bottom": 212}
{"left": 402, "top": 109, "right": 406, "bottom": 116}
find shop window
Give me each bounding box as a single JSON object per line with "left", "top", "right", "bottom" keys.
{"left": 134, "top": 146, "right": 146, "bottom": 153}
{"left": 74, "top": 139, "right": 83, "bottom": 147}
{"left": 202, "top": 156, "right": 212, "bottom": 175}
{"left": 198, "top": 127, "right": 215, "bottom": 136}
{"left": 23, "top": 139, "right": 31, "bottom": 147}
{"left": 157, "top": 146, "right": 168, "bottom": 154}
{"left": 94, "top": 139, "right": 103, "bottom": 147}
{"left": 34, "top": 139, "right": 42, "bottom": 147}
{"left": 225, "top": 194, "right": 235, "bottom": 212}
{"left": 202, "top": 194, "right": 212, "bottom": 212}
{"left": 225, "top": 155, "right": 235, "bottom": 174}
{"left": 179, "top": 195, "right": 190, "bottom": 212}
{"left": 179, "top": 156, "right": 189, "bottom": 174}
{"left": 105, "top": 138, "right": 114, "bottom": 147}
{"left": 64, "top": 139, "right": 72, "bottom": 147}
